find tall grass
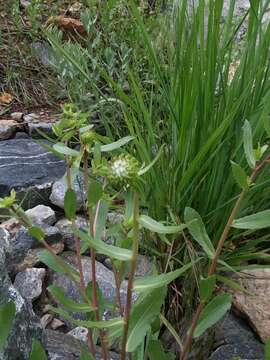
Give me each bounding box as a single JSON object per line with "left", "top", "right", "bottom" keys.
{"left": 46, "top": 0, "right": 270, "bottom": 320}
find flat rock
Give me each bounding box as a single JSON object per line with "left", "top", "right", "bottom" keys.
{"left": 0, "top": 120, "right": 18, "bottom": 140}
{"left": 229, "top": 269, "right": 270, "bottom": 343}
{"left": 0, "top": 138, "right": 65, "bottom": 209}
{"left": 209, "top": 313, "right": 264, "bottom": 360}
{"left": 50, "top": 175, "right": 85, "bottom": 211}
{"left": 25, "top": 205, "right": 56, "bottom": 226}
{"left": 14, "top": 267, "right": 46, "bottom": 301}
{"left": 0, "top": 241, "right": 42, "bottom": 360}
{"left": 42, "top": 329, "right": 120, "bottom": 360}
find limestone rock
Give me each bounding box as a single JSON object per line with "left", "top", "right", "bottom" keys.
{"left": 14, "top": 267, "right": 46, "bottom": 301}
{"left": 229, "top": 269, "right": 270, "bottom": 343}
{"left": 26, "top": 205, "right": 56, "bottom": 226}
{"left": 0, "top": 138, "right": 65, "bottom": 209}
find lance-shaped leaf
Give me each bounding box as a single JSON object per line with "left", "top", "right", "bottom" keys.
{"left": 75, "top": 229, "right": 132, "bottom": 261}
{"left": 64, "top": 189, "right": 77, "bottom": 220}
{"left": 79, "top": 346, "right": 95, "bottom": 360}
{"left": 38, "top": 250, "right": 80, "bottom": 283}
{"left": 243, "top": 120, "right": 256, "bottom": 169}
{"left": 134, "top": 261, "right": 199, "bottom": 292}
{"left": 30, "top": 340, "right": 47, "bottom": 360}
{"left": 87, "top": 180, "right": 103, "bottom": 207}
{"left": 199, "top": 275, "right": 216, "bottom": 303}
{"left": 28, "top": 226, "right": 45, "bottom": 242}
{"left": 126, "top": 288, "right": 166, "bottom": 352}
{"left": 194, "top": 293, "right": 232, "bottom": 338}
{"left": 232, "top": 210, "right": 270, "bottom": 229}
{"left": 230, "top": 161, "right": 249, "bottom": 190}
{"left": 138, "top": 145, "right": 165, "bottom": 176}
{"left": 48, "top": 305, "right": 123, "bottom": 329}
{"left": 48, "top": 285, "right": 95, "bottom": 313}
{"left": 0, "top": 302, "right": 16, "bottom": 351}
{"left": 148, "top": 339, "right": 173, "bottom": 360}
{"left": 139, "top": 215, "right": 186, "bottom": 234}
{"left": 100, "top": 136, "right": 134, "bottom": 152}
{"left": 53, "top": 143, "right": 80, "bottom": 157}
{"left": 184, "top": 207, "right": 215, "bottom": 258}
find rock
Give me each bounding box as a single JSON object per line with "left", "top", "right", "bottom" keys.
{"left": 0, "top": 138, "right": 66, "bottom": 209}
{"left": 0, "top": 228, "right": 11, "bottom": 254}
{"left": 14, "top": 267, "right": 46, "bottom": 301}
{"left": 50, "top": 175, "right": 85, "bottom": 211}
{"left": 229, "top": 269, "right": 270, "bottom": 343}
{"left": 50, "top": 318, "right": 65, "bottom": 330}
{"left": 68, "top": 327, "right": 88, "bottom": 343}
{"left": 55, "top": 217, "right": 88, "bottom": 251}
{"left": 42, "top": 329, "right": 120, "bottom": 360}
{"left": 14, "top": 242, "right": 64, "bottom": 273}
{"left": 209, "top": 313, "right": 264, "bottom": 360}
{"left": 0, "top": 240, "right": 42, "bottom": 359}
{"left": 23, "top": 113, "right": 40, "bottom": 122}
{"left": 10, "top": 112, "right": 23, "bottom": 121}
{"left": 49, "top": 252, "right": 128, "bottom": 313}
{"left": 6, "top": 225, "right": 62, "bottom": 273}
{"left": 104, "top": 254, "right": 153, "bottom": 278}
{"left": 25, "top": 205, "right": 56, "bottom": 226}
{"left": 0, "top": 120, "right": 18, "bottom": 140}
{"left": 41, "top": 313, "right": 54, "bottom": 329}
{"left": 28, "top": 122, "right": 55, "bottom": 138}
{"left": 31, "top": 41, "right": 51, "bottom": 67}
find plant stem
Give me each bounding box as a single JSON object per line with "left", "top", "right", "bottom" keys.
{"left": 120, "top": 191, "right": 140, "bottom": 360}
{"left": 83, "top": 150, "right": 109, "bottom": 360}
{"left": 180, "top": 155, "right": 270, "bottom": 360}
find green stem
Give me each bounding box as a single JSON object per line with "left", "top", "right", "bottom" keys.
{"left": 121, "top": 191, "right": 140, "bottom": 360}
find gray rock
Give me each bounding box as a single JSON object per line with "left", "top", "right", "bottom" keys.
{"left": 26, "top": 205, "right": 56, "bottom": 226}
{"left": 14, "top": 267, "right": 46, "bottom": 301}
{"left": 68, "top": 327, "right": 88, "bottom": 343}
{"left": 104, "top": 254, "right": 153, "bottom": 278}
{"left": 209, "top": 313, "right": 264, "bottom": 360}
{"left": 6, "top": 225, "right": 62, "bottom": 273}
{"left": 0, "top": 138, "right": 66, "bottom": 209}
{"left": 49, "top": 252, "right": 128, "bottom": 313}
{"left": 28, "top": 122, "right": 55, "bottom": 138}
{"left": 32, "top": 42, "right": 51, "bottom": 67}
{"left": 10, "top": 112, "right": 23, "bottom": 121}
{"left": 0, "top": 240, "right": 42, "bottom": 360}
{"left": 50, "top": 175, "right": 85, "bottom": 211}
{"left": 0, "top": 120, "right": 18, "bottom": 140}
{"left": 55, "top": 217, "right": 88, "bottom": 252}
{"left": 42, "top": 329, "right": 120, "bottom": 360}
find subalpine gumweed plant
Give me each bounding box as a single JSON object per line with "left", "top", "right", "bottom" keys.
{"left": 0, "top": 104, "right": 195, "bottom": 359}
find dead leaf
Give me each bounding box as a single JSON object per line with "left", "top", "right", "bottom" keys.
{"left": 0, "top": 92, "right": 13, "bottom": 105}
{"left": 45, "top": 16, "right": 86, "bottom": 35}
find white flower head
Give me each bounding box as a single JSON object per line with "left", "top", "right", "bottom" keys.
{"left": 111, "top": 158, "right": 129, "bottom": 178}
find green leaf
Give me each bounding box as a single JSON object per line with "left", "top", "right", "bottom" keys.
{"left": 148, "top": 339, "right": 173, "bottom": 360}
{"left": 216, "top": 275, "right": 253, "bottom": 296}
{"left": 75, "top": 229, "right": 132, "bottom": 261}
{"left": 199, "top": 275, "right": 216, "bottom": 303}
{"left": 232, "top": 210, "right": 270, "bottom": 229}
{"left": 138, "top": 144, "right": 165, "bottom": 176}
{"left": 230, "top": 161, "right": 249, "bottom": 190}
{"left": 265, "top": 337, "right": 270, "bottom": 360}
{"left": 38, "top": 250, "right": 80, "bottom": 283}
{"left": 94, "top": 200, "right": 108, "bottom": 241}
{"left": 48, "top": 305, "right": 123, "bottom": 329}
{"left": 134, "top": 261, "right": 198, "bottom": 292}
{"left": 47, "top": 285, "right": 95, "bottom": 313}
{"left": 79, "top": 346, "right": 95, "bottom": 360}
{"left": 100, "top": 136, "right": 134, "bottom": 152}
{"left": 194, "top": 294, "right": 232, "bottom": 338}
{"left": 28, "top": 226, "right": 45, "bottom": 242}
{"left": 30, "top": 340, "right": 47, "bottom": 360}
{"left": 243, "top": 120, "right": 256, "bottom": 169}
{"left": 184, "top": 207, "right": 215, "bottom": 258}
{"left": 0, "top": 302, "right": 16, "bottom": 351}
{"left": 139, "top": 215, "right": 186, "bottom": 234}
{"left": 88, "top": 180, "right": 103, "bottom": 207}
{"left": 53, "top": 143, "right": 80, "bottom": 157}
{"left": 126, "top": 288, "right": 166, "bottom": 352}
{"left": 64, "top": 189, "right": 77, "bottom": 220}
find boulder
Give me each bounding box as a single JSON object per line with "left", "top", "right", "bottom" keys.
{"left": 0, "top": 239, "right": 42, "bottom": 360}
{"left": 0, "top": 138, "right": 66, "bottom": 209}
{"left": 14, "top": 267, "right": 46, "bottom": 301}
{"left": 0, "top": 120, "right": 18, "bottom": 140}
{"left": 209, "top": 313, "right": 264, "bottom": 360}
{"left": 229, "top": 269, "right": 270, "bottom": 343}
